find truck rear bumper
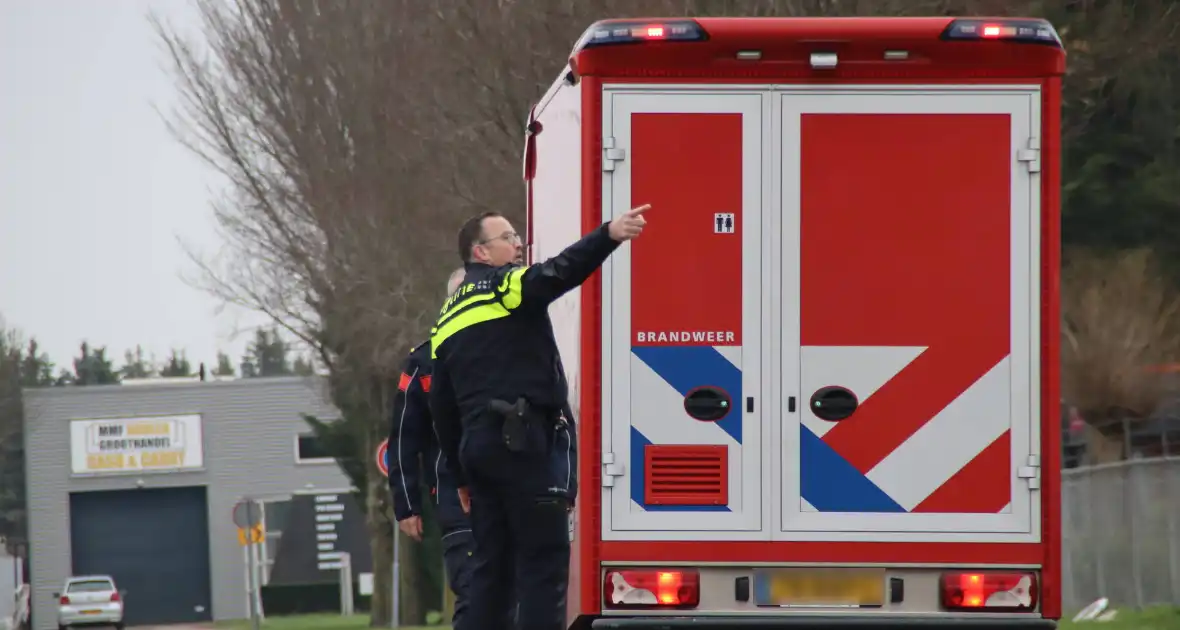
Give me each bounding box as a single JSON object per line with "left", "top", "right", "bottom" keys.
{"left": 591, "top": 616, "right": 1057, "bottom": 630}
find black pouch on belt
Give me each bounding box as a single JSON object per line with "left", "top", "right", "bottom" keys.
{"left": 488, "top": 397, "right": 534, "bottom": 453}
{"left": 489, "top": 397, "right": 553, "bottom": 454}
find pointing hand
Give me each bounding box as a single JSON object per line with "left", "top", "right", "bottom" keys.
{"left": 608, "top": 203, "right": 651, "bottom": 242}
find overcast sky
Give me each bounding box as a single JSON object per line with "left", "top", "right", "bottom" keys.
{"left": 0, "top": 0, "right": 271, "bottom": 375}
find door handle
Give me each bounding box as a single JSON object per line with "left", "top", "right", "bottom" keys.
{"left": 809, "top": 386, "right": 859, "bottom": 421}
{"left": 683, "top": 386, "right": 732, "bottom": 421}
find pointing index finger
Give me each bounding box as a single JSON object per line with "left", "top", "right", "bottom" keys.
{"left": 628, "top": 203, "right": 652, "bottom": 216}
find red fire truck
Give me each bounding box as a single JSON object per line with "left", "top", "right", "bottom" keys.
{"left": 522, "top": 16, "right": 1064, "bottom": 629}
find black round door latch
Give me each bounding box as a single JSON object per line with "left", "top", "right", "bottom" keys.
{"left": 809, "top": 386, "right": 859, "bottom": 422}
{"left": 683, "top": 386, "right": 732, "bottom": 422}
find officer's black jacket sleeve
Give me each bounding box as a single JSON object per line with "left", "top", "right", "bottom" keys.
{"left": 513, "top": 222, "right": 620, "bottom": 310}
{"left": 428, "top": 355, "right": 467, "bottom": 487}
{"left": 389, "top": 354, "right": 429, "bottom": 521}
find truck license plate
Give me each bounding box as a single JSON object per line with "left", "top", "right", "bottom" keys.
{"left": 753, "top": 568, "right": 885, "bottom": 607}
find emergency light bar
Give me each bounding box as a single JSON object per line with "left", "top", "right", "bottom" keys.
{"left": 577, "top": 19, "right": 707, "bottom": 49}
{"left": 940, "top": 18, "right": 1062, "bottom": 46}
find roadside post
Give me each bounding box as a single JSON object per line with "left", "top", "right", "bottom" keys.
{"left": 338, "top": 552, "right": 355, "bottom": 616}
{"left": 376, "top": 438, "right": 399, "bottom": 628}
{"left": 232, "top": 498, "right": 265, "bottom": 630}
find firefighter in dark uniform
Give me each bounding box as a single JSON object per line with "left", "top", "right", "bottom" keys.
{"left": 428, "top": 205, "right": 651, "bottom": 630}
{"left": 388, "top": 270, "right": 500, "bottom": 628}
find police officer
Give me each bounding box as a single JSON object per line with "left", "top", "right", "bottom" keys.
{"left": 428, "top": 205, "right": 650, "bottom": 630}
{"left": 388, "top": 268, "right": 502, "bottom": 629}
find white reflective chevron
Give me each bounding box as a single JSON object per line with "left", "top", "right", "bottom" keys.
{"left": 799, "top": 345, "right": 927, "bottom": 438}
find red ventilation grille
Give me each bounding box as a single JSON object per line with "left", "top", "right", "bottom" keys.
{"left": 643, "top": 445, "right": 728, "bottom": 506}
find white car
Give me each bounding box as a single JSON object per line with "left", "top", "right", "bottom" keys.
{"left": 53, "top": 575, "right": 124, "bottom": 630}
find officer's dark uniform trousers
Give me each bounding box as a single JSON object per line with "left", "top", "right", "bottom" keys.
{"left": 429, "top": 223, "right": 619, "bottom": 630}
{"left": 462, "top": 401, "right": 577, "bottom": 630}
{"left": 437, "top": 485, "right": 482, "bottom": 627}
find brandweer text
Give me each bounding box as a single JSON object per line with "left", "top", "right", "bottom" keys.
{"left": 635, "top": 330, "right": 736, "bottom": 344}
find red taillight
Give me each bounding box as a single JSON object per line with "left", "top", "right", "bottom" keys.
{"left": 59, "top": 596, "right": 69, "bottom": 605}
{"left": 604, "top": 569, "right": 700, "bottom": 609}
{"left": 110, "top": 592, "right": 120, "bottom": 602}
{"left": 941, "top": 572, "right": 1037, "bottom": 611}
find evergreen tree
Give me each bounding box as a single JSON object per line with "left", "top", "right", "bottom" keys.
{"left": 54, "top": 368, "right": 75, "bottom": 387}
{"left": 293, "top": 353, "right": 315, "bottom": 376}
{"left": 0, "top": 323, "right": 52, "bottom": 555}
{"left": 120, "top": 345, "right": 153, "bottom": 379}
{"left": 213, "top": 351, "right": 235, "bottom": 377}
{"left": 159, "top": 348, "right": 194, "bottom": 377}
{"left": 72, "top": 341, "right": 119, "bottom": 385}
{"left": 21, "top": 338, "right": 55, "bottom": 387}
{"left": 0, "top": 331, "right": 25, "bottom": 555}
{"left": 242, "top": 327, "right": 294, "bottom": 377}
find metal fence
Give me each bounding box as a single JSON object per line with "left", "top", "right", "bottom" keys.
{"left": 1061, "top": 456, "right": 1180, "bottom": 612}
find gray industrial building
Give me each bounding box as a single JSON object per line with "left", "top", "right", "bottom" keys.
{"left": 24, "top": 376, "right": 374, "bottom": 629}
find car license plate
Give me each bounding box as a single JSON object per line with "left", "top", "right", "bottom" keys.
{"left": 81, "top": 610, "right": 102, "bottom": 615}
{"left": 753, "top": 568, "right": 885, "bottom": 608}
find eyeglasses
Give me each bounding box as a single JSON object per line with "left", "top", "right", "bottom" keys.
{"left": 480, "top": 232, "right": 521, "bottom": 246}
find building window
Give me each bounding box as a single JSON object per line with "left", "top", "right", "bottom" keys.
{"left": 295, "top": 433, "right": 333, "bottom": 464}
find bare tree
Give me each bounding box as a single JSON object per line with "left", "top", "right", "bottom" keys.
{"left": 152, "top": 1, "right": 464, "bottom": 624}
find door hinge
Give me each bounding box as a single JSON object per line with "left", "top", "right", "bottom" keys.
{"left": 601, "top": 451, "right": 626, "bottom": 487}
{"left": 1017, "top": 137, "right": 1041, "bottom": 173}
{"left": 1017, "top": 454, "right": 1041, "bottom": 490}
{"left": 602, "top": 136, "right": 626, "bottom": 172}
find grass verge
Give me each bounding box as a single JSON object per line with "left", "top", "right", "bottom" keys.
{"left": 1059, "top": 605, "right": 1180, "bottom": 630}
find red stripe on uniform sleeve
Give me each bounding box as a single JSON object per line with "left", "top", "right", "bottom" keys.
{"left": 397, "top": 372, "right": 412, "bottom": 392}
{"left": 419, "top": 375, "right": 432, "bottom": 392}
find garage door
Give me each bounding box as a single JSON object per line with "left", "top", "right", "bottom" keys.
{"left": 69, "top": 486, "right": 213, "bottom": 626}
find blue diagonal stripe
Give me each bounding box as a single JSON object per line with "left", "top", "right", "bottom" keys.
{"left": 630, "top": 427, "right": 730, "bottom": 512}
{"left": 631, "top": 346, "right": 742, "bottom": 444}
{"left": 800, "top": 425, "right": 905, "bottom": 513}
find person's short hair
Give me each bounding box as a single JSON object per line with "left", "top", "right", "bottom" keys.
{"left": 446, "top": 268, "right": 466, "bottom": 294}
{"left": 457, "top": 211, "right": 504, "bottom": 263}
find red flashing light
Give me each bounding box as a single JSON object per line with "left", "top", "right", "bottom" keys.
{"left": 573, "top": 19, "right": 707, "bottom": 51}
{"left": 941, "top": 572, "right": 1038, "bottom": 611}
{"left": 604, "top": 568, "right": 701, "bottom": 609}
{"left": 940, "top": 18, "right": 1061, "bottom": 47}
